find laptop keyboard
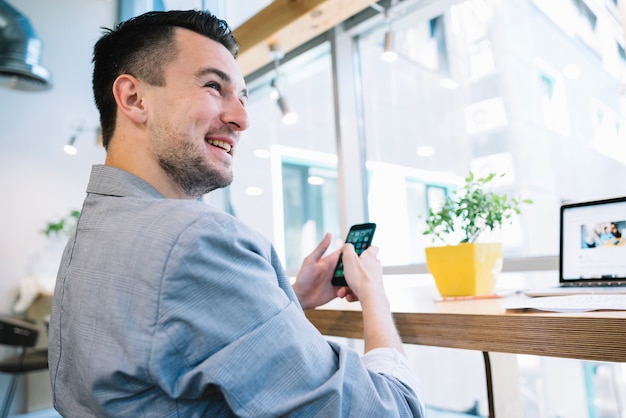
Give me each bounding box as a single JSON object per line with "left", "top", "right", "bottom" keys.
{"left": 506, "top": 294, "right": 626, "bottom": 312}
{"left": 557, "top": 286, "right": 626, "bottom": 294}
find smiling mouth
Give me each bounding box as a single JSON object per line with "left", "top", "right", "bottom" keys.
{"left": 206, "top": 139, "right": 232, "bottom": 154}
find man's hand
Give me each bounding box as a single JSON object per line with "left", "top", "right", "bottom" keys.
{"left": 341, "top": 243, "right": 403, "bottom": 354}
{"left": 292, "top": 233, "right": 358, "bottom": 310}
{"left": 340, "top": 243, "right": 384, "bottom": 301}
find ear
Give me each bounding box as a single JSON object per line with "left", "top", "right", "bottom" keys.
{"left": 112, "top": 74, "right": 147, "bottom": 124}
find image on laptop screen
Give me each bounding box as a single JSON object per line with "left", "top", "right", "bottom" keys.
{"left": 561, "top": 197, "right": 626, "bottom": 284}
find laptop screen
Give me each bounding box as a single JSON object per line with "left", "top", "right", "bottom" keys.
{"left": 561, "top": 197, "right": 626, "bottom": 284}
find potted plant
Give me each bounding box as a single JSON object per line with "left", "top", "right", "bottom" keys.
{"left": 42, "top": 209, "right": 81, "bottom": 239}
{"left": 14, "top": 210, "right": 81, "bottom": 314}
{"left": 423, "top": 172, "right": 531, "bottom": 297}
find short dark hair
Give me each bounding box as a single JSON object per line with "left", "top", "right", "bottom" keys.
{"left": 92, "top": 10, "right": 239, "bottom": 150}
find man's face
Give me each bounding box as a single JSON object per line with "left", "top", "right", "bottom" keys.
{"left": 144, "top": 28, "right": 249, "bottom": 198}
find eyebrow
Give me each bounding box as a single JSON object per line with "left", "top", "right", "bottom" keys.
{"left": 196, "top": 67, "right": 248, "bottom": 99}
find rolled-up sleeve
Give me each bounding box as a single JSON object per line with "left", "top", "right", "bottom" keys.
{"left": 363, "top": 348, "right": 425, "bottom": 413}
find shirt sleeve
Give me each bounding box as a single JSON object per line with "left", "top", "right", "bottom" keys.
{"left": 363, "top": 347, "right": 424, "bottom": 409}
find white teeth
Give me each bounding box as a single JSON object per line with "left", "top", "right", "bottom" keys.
{"left": 207, "top": 139, "right": 232, "bottom": 153}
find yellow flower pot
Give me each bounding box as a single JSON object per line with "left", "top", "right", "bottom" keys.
{"left": 425, "top": 243, "right": 503, "bottom": 297}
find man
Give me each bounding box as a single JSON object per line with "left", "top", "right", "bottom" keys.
{"left": 48, "top": 10, "right": 424, "bottom": 417}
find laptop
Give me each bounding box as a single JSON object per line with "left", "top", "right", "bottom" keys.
{"left": 524, "top": 196, "right": 626, "bottom": 297}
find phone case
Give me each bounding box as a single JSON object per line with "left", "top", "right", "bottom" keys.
{"left": 331, "top": 223, "right": 376, "bottom": 287}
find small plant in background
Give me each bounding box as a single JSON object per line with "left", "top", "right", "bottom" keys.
{"left": 42, "top": 209, "right": 80, "bottom": 239}
{"left": 423, "top": 172, "right": 532, "bottom": 245}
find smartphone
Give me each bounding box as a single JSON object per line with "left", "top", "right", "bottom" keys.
{"left": 331, "top": 223, "right": 377, "bottom": 287}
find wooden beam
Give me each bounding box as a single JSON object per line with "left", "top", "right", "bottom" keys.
{"left": 233, "top": 0, "right": 378, "bottom": 76}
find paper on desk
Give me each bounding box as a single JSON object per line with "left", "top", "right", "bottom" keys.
{"left": 503, "top": 294, "right": 626, "bottom": 313}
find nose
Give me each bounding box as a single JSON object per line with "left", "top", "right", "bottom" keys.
{"left": 223, "top": 97, "right": 249, "bottom": 131}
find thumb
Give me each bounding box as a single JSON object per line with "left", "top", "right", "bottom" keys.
{"left": 341, "top": 243, "right": 358, "bottom": 271}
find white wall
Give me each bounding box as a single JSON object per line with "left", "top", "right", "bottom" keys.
{"left": 0, "top": 0, "right": 115, "bottom": 412}
{"left": 0, "top": 0, "right": 114, "bottom": 315}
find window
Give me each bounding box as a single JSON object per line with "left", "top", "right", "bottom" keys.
{"left": 590, "top": 98, "right": 626, "bottom": 164}
{"left": 213, "top": 1, "right": 626, "bottom": 415}
{"left": 618, "top": 42, "right": 626, "bottom": 62}
{"left": 539, "top": 69, "right": 571, "bottom": 136}
{"left": 353, "top": 0, "right": 626, "bottom": 264}
{"left": 572, "top": 0, "right": 598, "bottom": 48}
{"left": 232, "top": 42, "right": 338, "bottom": 269}
{"left": 281, "top": 159, "right": 339, "bottom": 269}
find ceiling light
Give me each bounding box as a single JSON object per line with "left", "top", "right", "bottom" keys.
{"left": 269, "top": 45, "right": 298, "bottom": 125}
{"left": 379, "top": 0, "right": 399, "bottom": 63}
{"left": 416, "top": 145, "right": 435, "bottom": 157}
{"left": 64, "top": 135, "right": 78, "bottom": 155}
{"left": 245, "top": 187, "right": 263, "bottom": 196}
{"left": 381, "top": 30, "right": 398, "bottom": 63}
{"left": 307, "top": 176, "right": 324, "bottom": 186}
{"left": 276, "top": 95, "right": 298, "bottom": 125}
{"left": 270, "top": 78, "right": 298, "bottom": 125}
{"left": 0, "top": 0, "right": 51, "bottom": 91}
{"left": 253, "top": 149, "right": 271, "bottom": 159}
{"left": 440, "top": 78, "right": 459, "bottom": 90}
{"left": 63, "top": 124, "right": 83, "bottom": 155}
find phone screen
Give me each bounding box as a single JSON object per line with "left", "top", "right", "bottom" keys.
{"left": 331, "top": 223, "right": 377, "bottom": 287}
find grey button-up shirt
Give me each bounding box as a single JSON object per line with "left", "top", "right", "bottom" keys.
{"left": 48, "top": 165, "right": 424, "bottom": 417}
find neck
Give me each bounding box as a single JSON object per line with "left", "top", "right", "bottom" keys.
{"left": 105, "top": 140, "right": 192, "bottom": 200}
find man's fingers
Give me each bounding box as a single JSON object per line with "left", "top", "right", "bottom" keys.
{"left": 307, "top": 233, "right": 332, "bottom": 261}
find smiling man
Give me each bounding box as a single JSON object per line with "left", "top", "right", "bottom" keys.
{"left": 48, "top": 10, "right": 424, "bottom": 417}
{"left": 100, "top": 24, "right": 247, "bottom": 199}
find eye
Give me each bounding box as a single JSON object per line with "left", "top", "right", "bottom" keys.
{"left": 204, "top": 81, "right": 222, "bottom": 93}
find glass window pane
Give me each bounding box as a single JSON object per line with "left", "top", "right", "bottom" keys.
{"left": 229, "top": 42, "right": 339, "bottom": 270}
{"left": 118, "top": 1, "right": 271, "bottom": 30}
{"left": 518, "top": 355, "right": 626, "bottom": 418}
{"left": 357, "top": 0, "right": 626, "bottom": 265}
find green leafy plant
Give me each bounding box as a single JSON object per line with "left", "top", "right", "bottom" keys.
{"left": 423, "top": 172, "right": 532, "bottom": 245}
{"left": 42, "top": 210, "right": 81, "bottom": 238}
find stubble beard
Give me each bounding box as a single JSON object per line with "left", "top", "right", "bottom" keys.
{"left": 155, "top": 136, "right": 234, "bottom": 199}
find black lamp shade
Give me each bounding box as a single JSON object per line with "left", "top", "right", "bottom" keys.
{"left": 0, "top": 0, "right": 51, "bottom": 91}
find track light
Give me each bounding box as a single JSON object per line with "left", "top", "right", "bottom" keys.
{"left": 63, "top": 124, "right": 84, "bottom": 155}
{"left": 381, "top": 30, "right": 397, "bottom": 62}
{"left": 64, "top": 134, "right": 78, "bottom": 155}
{"left": 374, "top": 0, "right": 398, "bottom": 63}
{"left": 270, "top": 78, "right": 298, "bottom": 125}
{"left": 277, "top": 95, "right": 298, "bottom": 125}
{"left": 269, "top": 45, "right": 298, "bottom": 125}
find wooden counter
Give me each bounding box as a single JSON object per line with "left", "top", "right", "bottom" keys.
{"left": 305, "top": 295, "right": 626, "bottom": 362}
{"left": 304, "top": 278, "right": 626, "bottom": 417}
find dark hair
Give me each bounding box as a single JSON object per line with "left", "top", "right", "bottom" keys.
{"left": 92, "top": 10, "right": 239, "bottom": 150}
